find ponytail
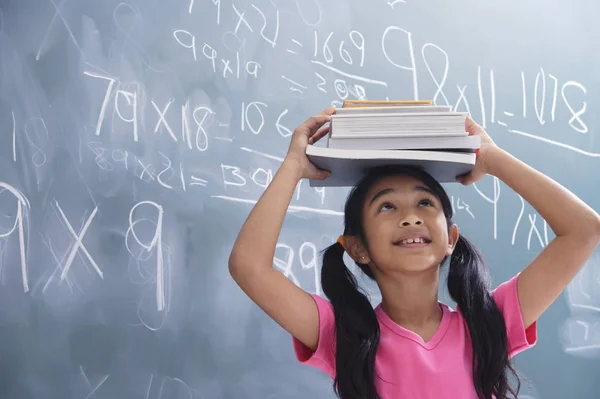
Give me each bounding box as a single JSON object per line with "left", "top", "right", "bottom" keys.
{"left": 320, "top": 241, "right": 381, "bottom": 399}
{"left": 447, "top": 235, "right": 520, "bottom": 399}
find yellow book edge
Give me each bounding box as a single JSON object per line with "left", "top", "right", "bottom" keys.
{"left": 342, "top": 99, "right": 433, "bottom": 108}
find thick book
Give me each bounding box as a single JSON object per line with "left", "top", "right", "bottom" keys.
{"left": 334, "top": 105, "right": 452, "bottom": 115}
{"left": 326, "top": 134, "right": 480, "bottom": 151}
{"left": 305, "top": 145, "right": 475, "bottom": 187}
{"left": 330, "top": 111, "right": 468, "bottom": 137}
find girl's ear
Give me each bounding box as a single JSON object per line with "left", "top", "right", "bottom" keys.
{"left": 447, "top": 223, "right": 460, "bottom": 256}
{"left": 344, "top": 235, "right": 371, "bottom": 264}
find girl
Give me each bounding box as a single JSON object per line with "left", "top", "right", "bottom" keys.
{"left": 228, "top": 105, "right": 600, "bottom": 399}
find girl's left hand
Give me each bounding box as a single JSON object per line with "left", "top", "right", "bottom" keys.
{"left": 456, "top": 116, "right": 499, "bottom": 185}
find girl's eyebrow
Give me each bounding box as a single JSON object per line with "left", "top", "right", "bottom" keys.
{"left": 368, "top": 188, "right": 394, "bottom": 206}
{"left": 414, "top": 185, "right": 437, "bottom": 197}
{"left": 369, "top": 185, "right": 437, "bottom": 206}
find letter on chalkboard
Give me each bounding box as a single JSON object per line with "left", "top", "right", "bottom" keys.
{"left": 0, "top": 183, "right": 30, "bottom": 292}
{"left": 54, "top": 202, "right": 103, "bottom": 281}
{"left": 84, "top": 71, "right": 117, "bottom": 137}
{"left": 127, "top": 201, "right": 166, "bottom": 311}
{"left": 381, "top": 26, "right": 418, "bottom": 99}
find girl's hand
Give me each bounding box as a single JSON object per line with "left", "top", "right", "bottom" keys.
{"left": 283, "top": 105, "right": 336, "bottom": 180}
{"left": 456, "top": 116, "right": 499, "bottom": 185}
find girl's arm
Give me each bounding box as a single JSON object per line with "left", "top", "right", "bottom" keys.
{"left": 484, "top": 147, "right": 600, "bottom": 328}
{"left": 460, "top": 118, "right": 600, "bottom": 329}
{"left": 228, "top": 107, "right": 335, "bottom": 351}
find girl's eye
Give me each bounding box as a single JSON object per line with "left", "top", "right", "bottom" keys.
{"left": 419, "top": 198, "right": 434, "bottom": 207}
{"left": 379, "top": 202, "right": 395, "bottom": 212}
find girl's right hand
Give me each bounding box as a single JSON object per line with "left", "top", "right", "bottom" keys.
{"left": 283, "top": 105, "right": 336, "bottom": 180}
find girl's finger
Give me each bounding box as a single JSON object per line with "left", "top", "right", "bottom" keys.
{"left": 302, "top": 114, "right": 332, "bottom": 136}
{"left": 455, "top": 173, "right": 469, "bottom": 186}
{"left": 308, "top": 125, "right": 331, "bottom": 144}
{"left": 317, "top": 105, "right": 336, "bottom": 115}
{"left": 302, "top": 105, "right": 335, "bottom": 128}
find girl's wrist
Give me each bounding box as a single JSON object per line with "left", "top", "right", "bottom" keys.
{"left": 281, "top": 157, "right": 304, "bottom": 181}
{"left": 482, "top": 146, "right": 511, "bottom": 177}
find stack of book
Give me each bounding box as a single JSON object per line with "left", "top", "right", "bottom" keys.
{"left": 305, "top": 100, "right": 479, "bottom": 187}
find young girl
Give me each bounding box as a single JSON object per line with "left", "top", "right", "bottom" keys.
{"left": 228, "top": 105, "right": 600, "bottom": 399}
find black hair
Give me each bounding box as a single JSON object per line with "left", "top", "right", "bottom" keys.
{"left": 320, "top": 165, "right": 520, "bottom": 399}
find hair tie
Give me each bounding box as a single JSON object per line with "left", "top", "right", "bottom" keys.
{"left": 337, "top": 235, "right": 345, "bottom": 249}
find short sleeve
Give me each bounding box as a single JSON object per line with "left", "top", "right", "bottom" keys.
{"left": 492, "top": 273, "right": 538, "bottom": 358}
{"left": 292, "top": 294, "right": 336, "bottom": 378}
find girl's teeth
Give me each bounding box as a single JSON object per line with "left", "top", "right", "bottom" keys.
{"left": 400, "top": 238, "right": 425, "bottom": 245}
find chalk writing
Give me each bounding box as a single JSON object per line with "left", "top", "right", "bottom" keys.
{"left": 562, "top": 317, "right": 600, "bottom": 355}
{"left": 84, "top": 71, "right": 117, "bottom": 137}
{"left": 11, "top": 110, "right": 15, "bottom": 162}
{"left": 313, "top": 30, "right": 366, "bottom": 67}
{"left": 115, "top": 87, "right": 139, "bottom": 142}
{"left": 378, "top": 26, "right": 591, "bottom": 155}
{"left": 311, "top": 60, "right": 387, "bottom": 87}
{"left": 219, "top": 152, "right": 328, "bottom": 207}
{"left": 23, "top": 117, "right": 49, "bottom": 167}
{"left": 86, "top": 143, "right": 209, "bottom": 192}
{"left": 152, "top": 100, "right": 177, "bottom": 142}
{"left": 145, "top": 374, "right": 195, "bottom": 399}
{"left": 381, "top": 26, "right": 417, "bottom": 98}
{"left": 473, "top": 177, "right": 500, "bottom": 240}
{"left": 189, "top": 0, "right": 221, "bottom": 25}
{"left": 286, "top": 38, "right": 304, "bottom": 55}
{"left": 450, "top": 196, "right": 475, "bottom": 219}
{"left": 387, "top": 0, "right": 406, "bottom": 7}
{"left": 39, "top": 236, "right": 80, "bottom": 296}
{"left": 173, "top": 30, "right": 262, "bottom": 80}
{"left": 239, "top": 102, "right": 292, "bottom": 136}
{"left": 499, "top": 67, "right": 590, "bottom": 153}
{"left": 276, "top": 109, "right": 293, "bottom": 137}
{"left": 422, "top": 43, "right": 449, "bottom": 107}
{"left": 274, "top": 240, "right": 321, "bottom": 295}
{"left": 565, "top": 254, "right": 600, "bottom": 314}
{"left": 241, "top": 101, "right": 267, "bottom": 134}
{"left": 85, "top": 71, "right": 218, "bottom": 149}
{"left": 80, "top": 366, "right": 109, "bottom": 399}
{"left": 511, "top": 195, "right": 549, "bottom": 250}
{"left": 53, "top": 202, "right": 103, "bottom": 281}
{"left": 212, "top": 196, "right": 342, "bottom": 216}
{"left": 251, "top": 4, "right": 279, "bottom": 48}
{"left": 36, "top": 0, "right": 82, "bottom": 60}
{"left": 173, "top": 30, "right": 197, "bottom": 61}
{"left": 0, "top": 183, "right": 30, "bottom": 292}
{"left": 126, "top": 201, "right": 166, "bottom": 311}
{"left": 157, "top": 376, "right": 194, "bottom": 399}
{"left": 296, "top": 0, "right": 322, "bottom": 26}
{"left": 157, "top": 152, "right": 175, "bottom": 190}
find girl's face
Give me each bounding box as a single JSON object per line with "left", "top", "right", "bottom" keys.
{"left": 356, "top": 175, "right": 458, "bottom": 274}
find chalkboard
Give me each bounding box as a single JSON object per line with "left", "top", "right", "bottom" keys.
{"left": 0, "top": 0, "right": 599, "bottom": 398}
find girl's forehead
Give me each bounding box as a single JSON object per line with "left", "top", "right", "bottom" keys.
{"left": 365, "top": 175, "right": 427, "bottom": 197}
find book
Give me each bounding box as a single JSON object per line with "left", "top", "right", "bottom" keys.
{"left": 326, "top": 134, "right": 480, "bottom": 151}
{"left": 305, "top": 145, "right": 475, "bottom": 187}
{"left": 304, "top": 99, "right": 478, "bottom": 187}
{"left": 341, "top": 99, "right": 432, "bottom": 107}
{"left": 329, "top": 111, "right": 468, "bottom": 137}
{"left": 333, "top": 105, "right": 452, "bottom": 115}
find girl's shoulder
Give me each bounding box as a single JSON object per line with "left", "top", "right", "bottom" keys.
{"left": 451, "top": 273, "right": 538, "bottom": 358}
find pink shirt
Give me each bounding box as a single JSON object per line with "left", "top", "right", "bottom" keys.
{"left": 293, "top": 273, "right": 537, "bottom": 398}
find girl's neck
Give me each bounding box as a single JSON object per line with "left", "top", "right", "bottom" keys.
{"left": 378, "top": 269, "right": 442, "bottom": 329}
